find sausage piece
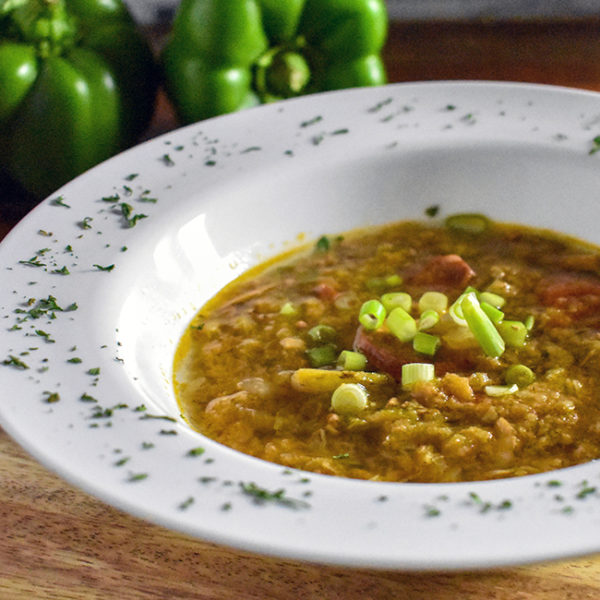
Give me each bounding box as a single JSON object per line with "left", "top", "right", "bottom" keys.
{"left": 354, "top": 326, "right": 478, "bottom": 382}
{"left": 538, "top": 274, "right": 600, "bottom": 319}
{"left": 353, "top": 327, "right": 414, "bottom": 381}
{"left": 408, "top": 254, "right": 475, "bottom": 291}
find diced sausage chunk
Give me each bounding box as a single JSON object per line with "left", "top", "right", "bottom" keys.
{"left": 409, "top": 254, "right": 475, "bottom": 290}
{"left": 353, "top": 327, "right": 414, "bottom": 381}
{"left": 538, "top": 275, "right": 600, "bottom": 319}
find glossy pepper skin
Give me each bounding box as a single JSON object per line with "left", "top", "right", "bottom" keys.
{"left": 162, "top": 0, "right": 388, "bottom": 124}
{"left": 0, "top": 0, "right": 158, "bottom": 198}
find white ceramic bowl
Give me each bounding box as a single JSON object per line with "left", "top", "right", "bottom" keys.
{"left": 2, "top": 81, "right": 600, "bottom": 570}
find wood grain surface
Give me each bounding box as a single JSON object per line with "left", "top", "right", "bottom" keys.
{"left": 3, "top": 19, "right": 600, "bottom": 599}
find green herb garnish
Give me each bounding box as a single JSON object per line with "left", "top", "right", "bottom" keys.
{"left": 187, "top": 447, "right": 205, "bottom": 457}
{"left": 367, "top": 98, "right": 392, "bottom": 113}
{"left": 80, "top": 393, "right": 97, "bottom": 403}
{"left": 240, "top": 482, "right": 310, "bottom": 509}
{"left": 51, "top": 196, "right": 70, "bottom": 208}
{"left": 424, "top": 505, "right": 441, "bottom": 517}
{"left": 35, "top": 329, "right": 55, "bottom": 343}
{"left": 2, "top": 355, "right": 29, "bottom": 369}
{"left": 315, "top": 235, "right": 330, "bottom": 252}
{"left": 139, "top": 413, "right": 176, "bottom": 423}
{"left": 19, "top": 256, "right": 45, "bottom": 267}
{"left": 300, "top": 115, "right": 323, "bottom": 127}
{"left": 425, "top": 205, "right": 440, "bottom": 218}
{"left": 179, "top": 497, "right": 194, "bottom": 510}
{"left": 43, "top": 391, "right": 60, "bottom": 403}
{"left": 119, "top": 202, "right": 147, "bottom": 228}
{"left": 79, "top": 217, "right": 93, "bottom": 230}
{"left": 93, "top": 264, "right": 115, "bottom": 272}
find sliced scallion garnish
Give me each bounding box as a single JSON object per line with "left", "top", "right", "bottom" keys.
{"left": 331, "top": 383, "right": 369, "bottom": 416}
{"left": 480, "top": 301, "right": 504, "bottom": 324}
{"left": 306, "top": 345, "right": 337, "bottom": 367}
{"left": 412, "top": 332, "right": 441, "bottom": 356}
{"left": 417, "top": 291, "right": 448, "bottom": 314}
{"left": 386, "top": 307, "right": 417, "bottom": 342}
{"left": 485, "top": 384, "right": 518, "bottom": 397}
{"left": 381, "top": 292, "right": 412, "bottom": 313}
{"left": 280, "top": 302, "right": 298, "bottom": 316}
{"left": 337, "top": 350, "right": 367, "bottom": 371}
{"left": 384, "top": 274, "right": 403, "bottom": 287}
{"left": 497, "top": 320, "right": 528, "bottom": 348}
{"left": 445, "top": 213, "right": 490, "bottom": 234}
{"left": 505, "top": 364, "right": 535, "bottom": 387}
{"left": 461, "top": 293, "right": 505, "bottom": 357}
{"left": 479, "top": 291, "right": 506, "bottom": 309}
{"left": 449, "top": 292, "right": 469, "bottom": 326}
{"left": 401, "top": 363, "right": 435, "bottom": 388}
{"left": 307, "top": 324, "right": 337, "bottom": 344}
{"left": 418, "top": 309, "right": 440, "bottom": 330}
{"left": 358, "top": 299, "right": 386, "bottom": 330}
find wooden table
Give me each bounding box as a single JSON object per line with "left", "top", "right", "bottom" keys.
{"left": 3, "top": 19, "right": 600, "bottom": 599}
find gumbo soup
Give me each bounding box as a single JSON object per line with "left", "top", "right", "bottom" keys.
{"left": 174, "top": 216, "right": 600, "bottom": 483}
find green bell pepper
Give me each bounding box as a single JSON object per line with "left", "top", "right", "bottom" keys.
{"left": 162, "top": 0, "right": 388, "bottom": 124}
{"left": 0, "top": 0, "right": 158, "bottom": 198}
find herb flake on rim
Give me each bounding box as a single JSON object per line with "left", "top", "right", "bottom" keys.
{"left": 589, "top": 135, "right": 600, "bottom": 155}
{"left": 300, "top": 115, "right": 323, "bottom": 128}
{"left": 50, "top": 196, "right": 70, "bottom": 208}
{"left": 93, "top": 264, "right": 115, "bottom": 272}
{"left": 240, "top": 482, "right": 310, "bottom": 509}
{"left": 2, "top": 355, "right": 29, "bottom": 369}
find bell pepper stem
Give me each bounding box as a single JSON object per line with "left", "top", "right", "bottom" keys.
{"left": 254, "top": 46, "right": 311, "bottom": 102}
{"left": 10, "top": 0, "right": 75, "bottom": 56}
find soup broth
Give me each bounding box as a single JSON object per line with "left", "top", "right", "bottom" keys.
{"left": 174, "top": 217, "right": 600, "bottom": 482}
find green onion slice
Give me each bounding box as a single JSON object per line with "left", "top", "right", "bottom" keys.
{"left": 418, "top": 309, "right": 440, "bottom": 330}
{"left": 480, "top": 301, "right": 504, "bottom": 324}
{"left": 384, "top": 274, "right": 403, "bottom": 287}
{"left": 337, "top": 350, "right": 367, "bottom": 371}
{"left": 445, "top": 213, "right": 490, "bottom": 234}
{"left": 306, "top": 345, "right": 337, "bottom": 367}
{"left": 497, "top": 320, "right": 528, "bottom": 348}
{"left": 386, "top": 307, "right": 417, "bottom": 342}
{"left": 402, "top": 363, "right": 435, "bottom": 388}
{"left": 366, "top": 274, "right": 402, "bottom": 292}
{"left": 479, "top": 291, "right": 506, "bottom": 309}
{"left": 449, "top": 286, "right": 478, "bottom": 325}
{"left": 461, "top": 292, "right": 505, "bottom": 357}
{"left": 359, "top": 299, "right": 386, "bottom": 330}
{"left": 505, "top": 364, "right": 535, "bottom": 388}
{"left": 413, "top": 332, "right": 441, "bottom": 356}
{"left": 418, "top": 291, "right": 448, "bottom": 314}
{"left": 331, "top": 383, "right": 369, "bottom": 416}
{"left": 307, "top": 324, "right": 337, "bottom": 344}
{"left": 381, "top": 292, "right": 412, "bottom": 313}
{"left": 449, "top": 294, "right": 468, "bottom": 326}
{"left": 485, "top": 384, "right": 519, "bottom": 397}
{"left": 280, "top": 302, "right": 298, "bottom": 316}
